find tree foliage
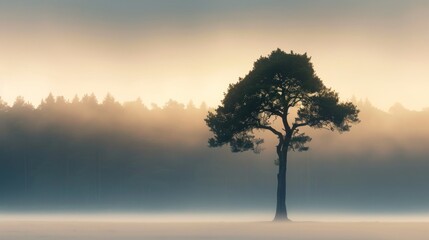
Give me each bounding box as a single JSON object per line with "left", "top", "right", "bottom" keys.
{"left": 205, "top": 49, "right": 359, "bottom": 153}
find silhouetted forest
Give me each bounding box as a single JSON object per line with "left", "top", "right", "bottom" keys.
{"left": 1, "top": 94, "right": 429, "bottom": 213}
{"left": 0, "top": 94, "right": 210, "bottom": 211}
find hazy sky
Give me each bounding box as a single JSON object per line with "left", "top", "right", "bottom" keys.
{"left": 0, "top": 0, "right": 428, "bottom": 110}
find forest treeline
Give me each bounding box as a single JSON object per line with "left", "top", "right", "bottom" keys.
{"left": 0, "top": 93, "right": 209, "bottom": 149}
{"left": 0, "top": 94, "right": 211, "bottom": 210}
{"left": 1, "top": 94, "right": 429, "bottom": 213}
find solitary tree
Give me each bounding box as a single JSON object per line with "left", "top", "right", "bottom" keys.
{"left": 205, "top": 49, "right": 359, "bottom": 221}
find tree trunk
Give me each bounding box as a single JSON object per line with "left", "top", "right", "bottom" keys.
{"left": 274, "top": 148, "right": 289, "bottom": 221}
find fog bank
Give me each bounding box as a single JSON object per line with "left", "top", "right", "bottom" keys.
{"left": 0, "top": 95, "right": 428, "bottom": 215}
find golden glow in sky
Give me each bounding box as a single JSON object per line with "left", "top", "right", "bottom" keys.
{"left": 0, "top": 1, "right": 428, "bottom": 110}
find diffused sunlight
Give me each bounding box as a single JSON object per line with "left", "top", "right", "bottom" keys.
{"left": 0, "top": 1, "right": 428, "bottom": 110}
{"left": 1, "top": 1, "right": 429, "bottom": 239}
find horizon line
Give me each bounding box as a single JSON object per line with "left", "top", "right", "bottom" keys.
{"left": 0, "top": 93, "right": 425, "bottom": 113}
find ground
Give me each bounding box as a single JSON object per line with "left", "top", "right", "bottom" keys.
{"left": 0, "top": 221, "right": 428, "bottom": 240}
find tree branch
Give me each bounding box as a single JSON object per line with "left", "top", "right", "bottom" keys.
{"left": 256, "top": 125, "right": 283, "bottom": 140}
{"left": 281, "top": 112, "right": 291, "bottom": 133}
{"left": 260, "top": 107, "right": 283, "bottom": 117}
{"left": 292, "top": 122, "right": 308, "bottom": 131}
{"left": 280, "top": 84, "right": 292, "bottom": 133}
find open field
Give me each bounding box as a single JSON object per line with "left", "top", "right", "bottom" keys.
{"left": 0, "top": 220, "right": 428, "bottom": 240}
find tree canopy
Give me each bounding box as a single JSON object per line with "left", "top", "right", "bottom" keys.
{"left": 206, "top": 49, "right": 359, "bottom": 153}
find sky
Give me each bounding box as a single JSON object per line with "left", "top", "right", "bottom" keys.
{"left": 0, "top": 0, "right": 428, "bottom": 110}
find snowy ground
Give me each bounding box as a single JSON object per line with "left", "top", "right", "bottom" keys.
{"left": 0, "top": 221, "right": 428, "bottom": 240}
